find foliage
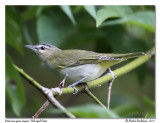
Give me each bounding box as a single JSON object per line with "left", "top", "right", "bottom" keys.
{"left": 5, "top": 5, "right": 155, "bottom": 118}
{"left": 48, "top": 104, "right": 119, "bottom": 118}
{"left": 5, "top": 55, "right": 25, "bottom": 116}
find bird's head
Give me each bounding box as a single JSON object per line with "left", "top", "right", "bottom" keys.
{"left": 25, "top": 44, "right": 61, "bottom": 60}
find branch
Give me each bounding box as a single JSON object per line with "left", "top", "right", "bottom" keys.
{"left": 13, "top": 64, "right": 42, "bottom": 90}
{"left": 85, "top": 88, "right": 107, "bottom": 110}
{"left": 32, "top": 100, "right": 50, "bottom": 118}
{"left": 14, "top": 47, "right": 155, "bottom": 97}
{"left": 14, "top": 65, "right": 76, "bottom": 118}
{"left": 41, "top": 87, "right": 76, "bottom": 118}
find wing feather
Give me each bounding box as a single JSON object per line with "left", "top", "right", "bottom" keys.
{"left": 53, "top": 50, "right": 123, "bottom": 68}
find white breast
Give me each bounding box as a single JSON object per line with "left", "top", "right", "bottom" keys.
{"left": 59, "top": 64, "right": 106, "bottom": 83}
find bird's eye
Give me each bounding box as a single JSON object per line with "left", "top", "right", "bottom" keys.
{"left": 40, "top": 46, "right": 45, "bottom": 50}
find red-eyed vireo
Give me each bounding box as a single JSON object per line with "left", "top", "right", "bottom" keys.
{"left": 25, "top": 44, "right": 145, "bottom": 94}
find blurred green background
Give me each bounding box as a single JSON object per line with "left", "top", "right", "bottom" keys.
{"left": 5, "top": 5, "right": 155, "bottom": 118}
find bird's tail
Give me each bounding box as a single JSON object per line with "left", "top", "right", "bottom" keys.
{"left": 106, "top": 52, "right": 145, "bottom": 59}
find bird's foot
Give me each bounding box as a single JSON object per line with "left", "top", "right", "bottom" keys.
{"left": 58, "top": 74, "right": 68, "bottom": 89}
{"left": 105, "top": 68, "right": 115, "bottom": 81}
{"left": 42, "top": 74, "right": 68, "bottom": 97}
{"left": 68, "top": 83, "right": 79, "bottom": 94}
{"left": 53, "top": 74, "right": 68, "bottom": 96}
{"left": 68, "top": 76, "right": 86, "bottom": 94}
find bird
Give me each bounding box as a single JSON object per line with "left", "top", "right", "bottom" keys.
{"left": 25, "top": 43, "right": 145, "bottom": 94}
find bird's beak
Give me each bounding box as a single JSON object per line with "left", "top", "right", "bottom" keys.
{"left": 25, "top": 45, "right": 36, "bottom": 51}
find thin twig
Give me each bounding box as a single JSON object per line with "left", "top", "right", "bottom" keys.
{"left": 85, "top": 88, "right": 107, "bottom": 110}
{"left": 13, "top": 65, "right": 42, "bottom": 90}
{"left": 32, "top": 100, "right": 50, "bottom": 118}
{"left": 42, "top": 87, "right": 76, "bottom": 118}
{"left": 105, "top": 68, "right": 115, "bottom": 109}
{"left": 13, "top": 66, "right": 75, "bottom": 118}
{"left": 49, "top": 96, "right": 76, "bottom": 118}
{"left": 33, "top": 75, "right": 68, "bottom": 118}
{"left": 107, "top": 81, "right": 113, "bottom": 109}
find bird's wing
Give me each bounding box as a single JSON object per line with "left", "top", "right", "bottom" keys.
{"left": 103, "top": 52, "right": 145, "bottom": 59}
{"left": 53, "top": 50, "right": 123, "bottom": 68}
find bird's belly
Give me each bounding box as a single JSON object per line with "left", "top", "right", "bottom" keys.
{"left": 59, "top": 64, "right": 106, "bottom": 82}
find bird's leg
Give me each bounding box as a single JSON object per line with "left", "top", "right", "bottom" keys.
{"left": 42, "top": 74, "right": 67, "bottom": 99}
{"left": 106, "top": 68, "right": 115, "bottom": 109}
{"left": 68, "top": 76, "right": 87, "bottom": 94}
{"left": 51, "top": 74, "right": 68, "bottom": 96}
{"left": 58, "top": 74, "right": 68, "bottom": 89}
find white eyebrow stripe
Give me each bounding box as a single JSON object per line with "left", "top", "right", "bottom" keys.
{"left": 40, "top": 44, "right": 52, "bottom": 47}
{"left": 37, "top": 45, "right": 49, "bottom": 50}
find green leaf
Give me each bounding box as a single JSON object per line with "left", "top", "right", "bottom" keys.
{"left": 49, "top": 104, "right": 119, "bottom": 118}
{"left": 5, "top": 6, "right": 24, "bottom": 54}
{"left": 84, "top": 5, "right": 96, "bottom": 20}
{"left": 113, "top": 104, "right": 142, "bottom": 118}
{"left": 145, "top": 109, "right": 155, "bottom": 118}
{"left": 5, "top": 54, "right": 25, "bottom": 116}
{"left": 61, "top": 27, "right": 105, "bottom": 48}
{"left": 136, "top": 64, "right": 148, "bottom": 87}
{"left": 99, "top": 25, "right": 126, "bottom": 53}
{"left": 96, "top": 8, "right": 120, "bottom": 27}
{"left": 37, "top": 10, "right": 73, "bottom": 46}
{"left": 101, "top": 11, "right": 155, "bottom": 32}
{"left": 69, "top": 104, "right": 119, "bottom": 118}
{"left": 143, "top": 96, "right": 154, "bottom": 108}
{"left": 60, "top": 5, "right": 76, "bottom": 25}
{"left": 143, "top": 96, "right": 155, "bottom": 118}
{"left": 23, "top": 23, "right": 33, "bottom": 45}
{"left": 104, "top": 6, "right": 133, "bottom": 16}
{"left": 96, "top": 6, "right": 133, "bottom": 27}
{"left": 22, "top": 6, "right": 44, "bottom": 21}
